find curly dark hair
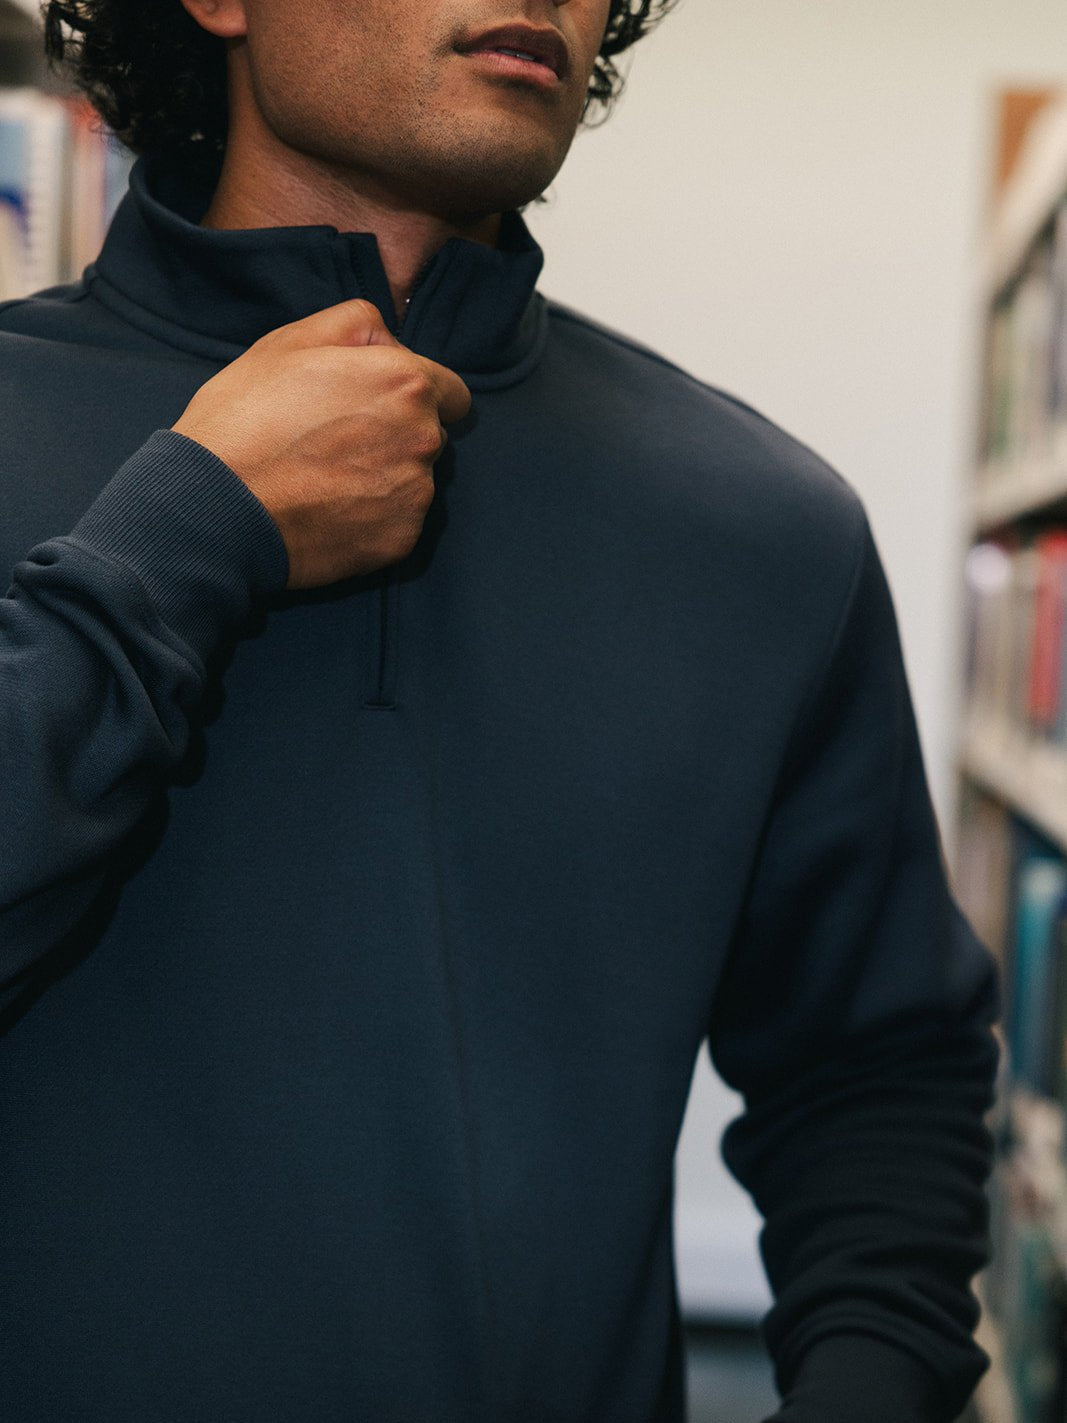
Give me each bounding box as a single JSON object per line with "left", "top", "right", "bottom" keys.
{"left": 39, "top": 0, "right": 680, "bottom": 191}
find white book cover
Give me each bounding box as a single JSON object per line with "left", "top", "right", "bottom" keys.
{"left": 0, "top": 86, "right": 69, "bottom": 297}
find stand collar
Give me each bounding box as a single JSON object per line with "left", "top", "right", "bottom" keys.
{"left": 90, "top": 149, "right": 547, "bottom": 382}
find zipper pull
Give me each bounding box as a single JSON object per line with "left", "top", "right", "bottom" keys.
{"left": 391, "top": 291, "right": 412, "bottom": 339}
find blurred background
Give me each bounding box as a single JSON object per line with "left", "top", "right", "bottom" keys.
{"left": 3, "top": 0, "right": 1067, "bottom": 1418}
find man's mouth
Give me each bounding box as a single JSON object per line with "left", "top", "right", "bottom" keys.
{"left": 454, "top": 23, "right": 569, "bottom": 85}
{"left": 463, "top": 49, "right": 560, "bottom": 87}
{"left": 486, "top": 47, "right": 552, "bottom": 68}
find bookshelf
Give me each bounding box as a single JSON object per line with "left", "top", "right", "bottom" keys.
{"left": 0, "top": 0, "right": 135, "bottom": 299}
{"left": 955, "top": 89, "right": 1067, "bottom": 1423}
{"left": 961, "top": 716, "right": 1067, "bottom": 856}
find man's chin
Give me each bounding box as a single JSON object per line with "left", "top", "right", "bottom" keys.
{"left": 405, "top": 145, "right": 565, "bottom": 224}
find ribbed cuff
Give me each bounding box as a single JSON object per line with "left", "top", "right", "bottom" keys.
{"left": 760, "top": 1334, "right": 951, "bottom": 1423}
{"left": 70, "top": 427, "right": 289, "bottom": 662}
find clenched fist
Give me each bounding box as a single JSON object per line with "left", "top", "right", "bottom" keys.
{"left": 170, "top": 298, "right": 471, "bottom": 588}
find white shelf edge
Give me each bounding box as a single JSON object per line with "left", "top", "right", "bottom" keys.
{"left": 973, "top": 427, "right": 1067, "bottom": 531}
{"left": 982, "top": 92, "right": 1067, "bottom": 303}
{"left": 958, "top": 717, "right": 1067, "bottom": 854}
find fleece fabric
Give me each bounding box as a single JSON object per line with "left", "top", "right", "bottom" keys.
{"left": 0, "top": 147, "right": 1001, "bottom": 1423}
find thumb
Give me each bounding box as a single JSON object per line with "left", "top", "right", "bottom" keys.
{"left": 267, "top": 297, "right": 402, "bottom": 350}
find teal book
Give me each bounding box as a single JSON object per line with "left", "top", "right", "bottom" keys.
{"left": 1008, "top": 855, "right": 1067, "bottom": 1094}
{"left": 1049, "top": 902, "right": 1067, "bottom": 1105}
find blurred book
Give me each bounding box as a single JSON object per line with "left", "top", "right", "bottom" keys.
{"left": 964, "top": 529, "right": 1067, "bottom": 754}
{"left": 0, "top": 85, "right": 134, "bottom": 302}
{"left": 1007, "top": 855, "right": 1067, "bottom": 1095}
{"left": 980, "top": 194, "right": 1067, "bottom": 484}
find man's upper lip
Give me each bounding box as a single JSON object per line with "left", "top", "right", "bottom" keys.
{"left": 455, "top": 23, "right": 569, "bottom": 79}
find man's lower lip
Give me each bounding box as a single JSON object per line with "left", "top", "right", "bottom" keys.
{"left": 461, "top": 50, "right": 560, "bottom": 88}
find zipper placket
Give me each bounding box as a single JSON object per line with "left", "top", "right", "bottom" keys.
{"left": 363, "top": 259, "right": 437, "bottom": 710}
{"left": 362, "top": 566, "right": 400, "bottom": 709}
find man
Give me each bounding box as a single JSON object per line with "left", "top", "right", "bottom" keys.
{"left": 0, "top": 0, "right": 1001, "bottom": 1419}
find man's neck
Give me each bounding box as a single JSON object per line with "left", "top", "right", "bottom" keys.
{"left": 199, "top": 146, "right": 503, "bottom": 329}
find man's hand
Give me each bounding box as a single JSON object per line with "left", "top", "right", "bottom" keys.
{"left": 170, "top": 298, "right": 472, "bottom": 589}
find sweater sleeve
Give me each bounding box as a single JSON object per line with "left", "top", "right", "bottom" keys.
{"left": 0, "top": 427, "right": 289, "bottom": 1014}
{"left": 705, "top": 504, "right": 1002, "bottom": 1423}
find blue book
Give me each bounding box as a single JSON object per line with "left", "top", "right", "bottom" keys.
{"left": 0, "top": 101, "right": 30, "bottom": 285}
{"left": 1009, "top": 854, "right": 1067, "bottom": 1093}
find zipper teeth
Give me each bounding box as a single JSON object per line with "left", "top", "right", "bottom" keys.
{"left": 374, "top": 251, "right": 436, "bottom": 709}
{"left": 396, "top": 258, "right": 436, "bottom": 339}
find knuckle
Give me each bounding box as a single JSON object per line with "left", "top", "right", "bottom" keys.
{"left": 383, "top": 348, "right": 410, "bottom": 379}
{"left": 399, "top": 364, "right": 435, "bottom": 405}
{"left": 409, "top": 420, "right": 444, "bottom": 460}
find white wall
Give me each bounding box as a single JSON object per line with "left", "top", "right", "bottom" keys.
{"left": 525, "top": 0, "right": 1067, "bottom": 1321}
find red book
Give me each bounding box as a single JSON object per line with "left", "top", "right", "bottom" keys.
{"left": 1027, "top": 529, "right": 1067, "bottom": 732}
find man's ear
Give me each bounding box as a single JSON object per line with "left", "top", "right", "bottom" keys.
{"left": 176, "top": 0, "right": 249, "bottom": 42}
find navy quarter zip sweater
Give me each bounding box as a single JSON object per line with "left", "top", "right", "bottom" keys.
{"left": 0, "top": 149, "right": 1000, "bottom": 1423}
